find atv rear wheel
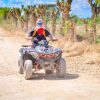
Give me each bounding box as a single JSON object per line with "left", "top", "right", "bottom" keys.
{"left": 24, "top": 60, "right": 33, "bottom": 80}
{"left": 57, "top": 58, "right": 66, "bottom": 78}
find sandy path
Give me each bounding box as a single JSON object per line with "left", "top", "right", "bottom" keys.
{"left": 0, "top": 28, "right": 100, "bottom": 100}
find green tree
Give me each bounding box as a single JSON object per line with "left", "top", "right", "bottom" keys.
{"left": 56, "top": 0, "right": 73, "bottom": 20}
{"left": 56, "top": 0, "right": 73, "bottom": 34}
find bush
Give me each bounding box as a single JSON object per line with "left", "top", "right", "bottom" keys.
{"left": 96, "top": 35, "right": 100, "bottom": 44}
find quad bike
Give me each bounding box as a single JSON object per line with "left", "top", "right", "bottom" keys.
{"left": 18, "top": 40, "right": 66, "bottom": 80}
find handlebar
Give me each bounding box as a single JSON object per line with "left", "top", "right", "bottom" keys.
{"left": 48, "top": 38, "right": 58, "bottom": 42}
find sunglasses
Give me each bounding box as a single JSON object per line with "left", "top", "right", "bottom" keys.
{"left": 37, "top": 23, "right": 43, "bottom": 25}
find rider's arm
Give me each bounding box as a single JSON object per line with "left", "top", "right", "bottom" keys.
{"left": 25, "top": 34, "right": 33, "bottom": 40}
{"left": 25, "top": 30, "right": 34, "bottom": 40}
{"left": 48, "top": 34, "right": 53, "bottom": 41}
{"left": 45, "top": 29, "right": 56, "bottom": 41}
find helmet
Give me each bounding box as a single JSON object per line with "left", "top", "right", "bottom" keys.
{"left": 36, "top": 18, "right": 43, "bottom": 26}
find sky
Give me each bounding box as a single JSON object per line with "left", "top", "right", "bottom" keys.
{"left": 0, "top": 0, "right": 92, "bottom": 18}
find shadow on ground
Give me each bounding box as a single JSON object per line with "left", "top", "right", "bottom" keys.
{"left": 30, "top": 73, "right": 79, "bottom": 80}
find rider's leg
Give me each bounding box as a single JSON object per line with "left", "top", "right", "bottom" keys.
{"left": 31, "top": 39, "right": 38, "bottom": 48}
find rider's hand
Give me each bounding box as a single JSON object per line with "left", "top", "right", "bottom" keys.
{"left": 52, "top": 38, "right": 58, "bottom": 42}
{"left": 25, "top": 35, "right": 33, "bottom": 40}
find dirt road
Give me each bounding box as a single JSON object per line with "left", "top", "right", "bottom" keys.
{"left": 0, "top": 28, "right": 100, "bottom": 100}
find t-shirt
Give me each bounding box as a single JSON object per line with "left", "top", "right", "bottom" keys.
{"left": 28, "top": 29, "right": 50, "bottom": 41}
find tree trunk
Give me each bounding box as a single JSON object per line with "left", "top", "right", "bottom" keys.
{"left": 70, "top": 19, "right": 76, "bottom": 42}
{"left": 83, "top": 20, "right": 88, "bottom": 39}
{"left": 88, "top": 0, "right": 100, "bottom": 18}
{"left": 93, "top": 21, "right": 96, "bottom": 44}
{"left": 24, "top": 19, "right": 28, "bottom": 32}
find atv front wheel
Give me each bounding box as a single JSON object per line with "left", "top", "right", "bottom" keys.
{"left": 24, "top": 60, "right": 33, "bottom": 80}
{"left": 57, "top": 58, "right": 66, "bottom": 78}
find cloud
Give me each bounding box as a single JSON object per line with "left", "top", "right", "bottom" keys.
{"left": 0, "top": 0, "right": 92, "bottom": 18}
{"left": 0, "top": 0, "right": 6, "bottom": 7}
{"left": 0, "top": 0, "right": 3, "bottom": 4}
{"left": 0, "top": 0, "right": 56, "bottom": 8}
{"left": 7, "top": 0, "right": 25, "bottom": 7}
{"left": 9, "top": 0, "right": 55, "bottom": 6}
{"left": 70, "top": 0, "right": 92, "bottom": 18}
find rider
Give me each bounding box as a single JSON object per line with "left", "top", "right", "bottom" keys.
{"left": 26, "top": 18, "right": 54, "bottom": 47}
{"left": 19, "top": 18, "right": 56, "bottom": 74}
